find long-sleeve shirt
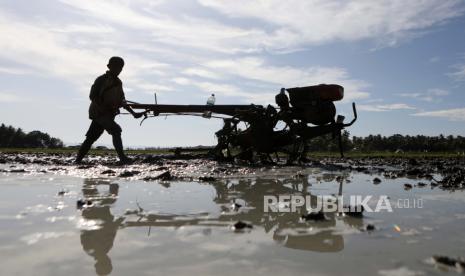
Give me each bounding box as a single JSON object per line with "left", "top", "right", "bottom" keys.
{"left": 88, "top": 71, "right": 126, "bottom": 119}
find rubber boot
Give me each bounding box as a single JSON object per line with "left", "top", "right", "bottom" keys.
{"left": 113, "top": 134, "right": 132, "bottom": 164}
{"left": 75, "top": 138, "right": 93, "bottom": 164}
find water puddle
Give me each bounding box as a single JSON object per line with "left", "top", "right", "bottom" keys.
{"left": 0, "top": 158, "right": 464, "bottom": 275}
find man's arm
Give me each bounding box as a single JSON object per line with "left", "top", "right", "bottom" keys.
{"left": 119, "top": 80, "right": 144, "bottom": 119}
{"left": 123, "top": 103, "right": 144, "bottom": 119}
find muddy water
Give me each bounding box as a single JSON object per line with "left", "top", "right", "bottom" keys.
{"left": 1, "top": 160, "right": 464, "bottom": 276}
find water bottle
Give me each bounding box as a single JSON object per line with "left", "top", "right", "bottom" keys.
{"left": 203, "top": 93, "right": 215, "bottom": 118}
{"left": 207, "top": 94, "right": 216, "bottom": 105}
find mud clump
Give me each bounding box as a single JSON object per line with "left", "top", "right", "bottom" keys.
{"left": 76, "top": 199, "right": 93, "bottom": 209}
{"left": 77, "top": 165, "right": 94, "bottom": 169}
{"left": 155, "top": 171, "right": 173, "bottom": 180}
{"left": 417, "top": 182, "right": 427, "bottom": 187}
{"left": 143, "top": 171, "right": 173, "bottom": 181}
{"left": 119, "top": 171, "right": 141, "bottom": 177}
{"left": 199, "top": 176, "right": 216, "bottom": 182}
{"left": 436, "top": 169, "right": 465, "bottom": 191}
{"left": 408, "top": 158, "right": 419, "bottom": 166}
{"left": 365, "top": 224, "right": 376, "bottom": 231}
{"left": 344, "top": 205, "right": 364, "bottom": 217}
{"left": 301, "top": 211, "right": 326, "bottom": 221}
{"left": 406, "top": 168, "right": 424, "bottom": 177}
{"left": 431, "top": 255, "right": 465, "bottom": 271}
{"left": 233, "top": 221, "right": 253, "bottom": 230}
{"left": 404, "top": 183, "right": 413, "bottom": 190}
{"left": 9, "top": 168, "right": 27, "bottom": 173}
{"left": 101, "top": 169, "right": 116, "bottom": 175}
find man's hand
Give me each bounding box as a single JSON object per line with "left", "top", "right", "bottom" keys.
{"left": 123, "top": 104, "right": 144, "bottom": 119}
{"left": 133, "top": 112, "right": 144, "bottom": 119}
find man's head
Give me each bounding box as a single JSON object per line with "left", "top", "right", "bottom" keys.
{"left": 107, "top": 56, "right": 124, "bottom": 76}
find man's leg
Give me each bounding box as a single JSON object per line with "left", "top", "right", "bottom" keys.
{"left": 98, "top": 117, "right": 131, "bottom": 163}
{"left": 112, "top": 134, "right": 130, "bottom": 162}
{"left": 75, "top": 121, "right": 104, "bottom": 163}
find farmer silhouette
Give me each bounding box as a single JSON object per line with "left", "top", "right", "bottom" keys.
{"left": 75, "top": 56, "right": 143, "bottom": 164}
{"left": 80, "top": 179, "right": 123, "bottom": 276}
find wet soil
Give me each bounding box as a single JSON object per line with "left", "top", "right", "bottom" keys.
{"left": 1, "top": 152, "right": 465, "bottom": 275}
{"left": 1, "top": 152, "right": 464, "bottom": 190}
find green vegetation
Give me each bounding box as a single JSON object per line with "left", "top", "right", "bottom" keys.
{"left": 307, "top": 131, "right": 465, "bottom": 153}
{"left": 305, "top": 151, "right": 464, "bottom": 158}
{"left": 1, "top": 123, "right": 464, "bottom": 158}
{"left": 0, "top": 123, "right": 63, "bottom": 148}
{"left": 0, "top": 147, "right": 204, "bottom": 155}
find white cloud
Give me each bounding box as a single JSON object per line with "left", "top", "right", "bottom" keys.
{"left": 427, "top": 88, "right": 449, "bottom": 96}
{"left": 49, "top": 24, "right": 116, "bottom": 34}
{"left": 363, "top": 98, "right": 385, "bottom": 103}
{"left": 182, "top": 68, "right": 223, "bottom": 80}
{"left": 358, "top": 103, "right": 416, "bottom": 112}
{"left": 189, "top": 81, "right": 247, "bottom": 98}
{"left": 57, "top": 0, "right": 465, "bottom": 54}
{"left": 203, "top": 57, "right": 370, "bottom": 101}
{"left": 429, "top": 56, "right": 440, "bottom": 63}
{"left": 0, "top": 9, "right": 177, "bottom": 96}
{"left": 58, "top": 0, "right": 268, "bottom": 54}
{"left": 0, "top": 65, "right": 34, "bottom": 75}
{"left": 0, "top": 92, "right": 27, "bottom": 103}
{"left": 199, "top": 0, "right": 465, "bottom": 49}
{"left": 398, "top": 88, "right": 449, "bottom": 102}
{"left": 449, "top": 63, "right": 465, "bottom": 81}
{"left": 0, "top": 0, "right": 463, "bottom": 146}
{"left": 129, "top": 80, "right": 175, "bottom": 93}
{"left": 378, "top": 104, "right": 416, "bottom": 110}
{"left": 172, "top": 77, "right": 192, "bottom": 86}
{"left": 0, "top": 11, "right": 107, "bottom": 82}
{"left": 170, "top": 77, "right": 268, "bottom": 103}
{"left": 0, "top": 0, "right": 458, "bottom": 104}
{"left": 412, "top": 108, "right": 465, "bottom": 121}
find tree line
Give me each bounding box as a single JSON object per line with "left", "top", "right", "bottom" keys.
{"left": 307, "top": 131, "right": 465, "bottom": 152}
{"left": 0, "top": 123, "right": 64, "bottom": 148}
{"left": 1, "top": 122, "right": 465, "bottom": 152}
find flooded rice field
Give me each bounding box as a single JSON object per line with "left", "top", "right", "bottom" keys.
{"left": 1, "top": 153, "right": 465, "bottom": 275}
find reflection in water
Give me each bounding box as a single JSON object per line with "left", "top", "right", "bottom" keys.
{"left": 79, "top": 174, "right": 362, "bottom": 274}
{"left": 80, "top": 179, "right": 123, "bottom": 276}
{"left": 210, "top": 176, "right": 347, "bottom": 252}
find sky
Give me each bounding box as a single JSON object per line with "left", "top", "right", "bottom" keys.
{"left": 1, "top": 0, "right": 465, "bottom": 147}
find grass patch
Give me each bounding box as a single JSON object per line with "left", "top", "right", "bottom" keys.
{"left": 0, "top": 147, "right": 208, "bottom": 155}
{"left": 306, "top": 151, "right": 464, "bottom": 158}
